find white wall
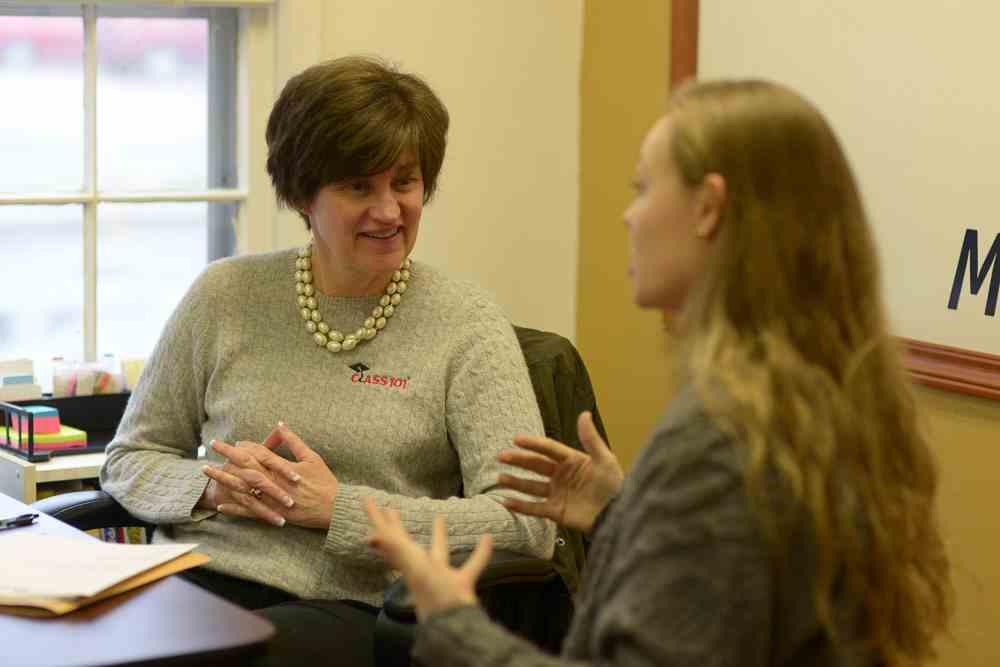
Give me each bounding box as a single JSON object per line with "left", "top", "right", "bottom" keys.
{"left": 698, "top": 1, "right": 1000, "bottom": 354}
{"left": 269, "top": 0, "right": 582, "bottom": 339}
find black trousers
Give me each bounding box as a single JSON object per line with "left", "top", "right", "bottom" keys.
{"left": 180, "top": 567, "right": 379, "bottom": 667}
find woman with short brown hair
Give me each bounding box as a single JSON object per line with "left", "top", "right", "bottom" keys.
{"left": 101, "top": 56, "right": 554, "bottom": 667}
{"left": 266, "top": 54, "right": 449, "bottom": 226}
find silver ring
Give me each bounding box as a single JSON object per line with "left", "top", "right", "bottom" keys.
{"left": 248, "top": 487, "right": 263, "bottom": 499}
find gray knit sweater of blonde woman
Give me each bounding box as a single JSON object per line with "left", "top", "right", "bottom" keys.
{"left": 412, "top": 384, "right": 870, "bottom": 667}
{"left": 100, "top": 248, "right": 555, "bottom": 606}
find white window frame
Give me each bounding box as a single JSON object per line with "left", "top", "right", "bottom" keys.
{"left": 0, "top": 0, "right": 281, "bottom": 362}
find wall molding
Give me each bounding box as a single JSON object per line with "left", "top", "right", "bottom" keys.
{"left": 902, "top": 338, "right": 1000, "bottom": 401}
{"left": 670, "top": 0, "right": 698, "bottom": 86}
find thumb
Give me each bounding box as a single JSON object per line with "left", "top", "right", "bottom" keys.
{"left": 277, "top": 422, "right": 314, "bottom": 461}
{"left": 577, "top": 411, "right": 611, "bottom": 461}
{"left": 262, "top": 425, "right": 284, "bottom": 450}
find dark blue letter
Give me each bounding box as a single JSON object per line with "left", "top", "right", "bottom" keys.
{"left": 948, "top": 229, "right": 1000, "bottom": 316}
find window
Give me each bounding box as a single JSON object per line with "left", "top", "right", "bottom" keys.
{"left": 0, "top": 3, "right": 244, "bottom": 391}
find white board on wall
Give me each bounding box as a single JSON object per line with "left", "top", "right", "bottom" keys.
{"left": 698, "top": 1, "right": 1000, "bottom": 354}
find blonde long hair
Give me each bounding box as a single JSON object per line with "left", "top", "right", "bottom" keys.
{"left": 667, "top": 80, "right": 951, "bottom": 665}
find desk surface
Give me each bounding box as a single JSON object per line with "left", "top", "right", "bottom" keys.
{"left": 0, "top": 493, "right": 275, "bottom": 667}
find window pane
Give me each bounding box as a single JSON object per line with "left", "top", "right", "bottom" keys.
{"left": 0, "top": 14, "right": 84, "bottom": 193}
{"left": 0, "top": 206, "right": 84, "bottom": 392}
{"left": 97, "top": 202, "right": 216, "bottom": 359}
{"left": 97, "top": 17, "right": 209, "bottom": 191}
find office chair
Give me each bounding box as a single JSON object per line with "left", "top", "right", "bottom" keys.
{"left": 35, "top": 326, "right": 609, "bottom": 666}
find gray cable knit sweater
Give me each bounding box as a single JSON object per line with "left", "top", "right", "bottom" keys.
{"left": 413, "top": 385, "right": 868, "bottom": 667}
{"left": 100, "top": 248, "right": 555, "bottom": 606}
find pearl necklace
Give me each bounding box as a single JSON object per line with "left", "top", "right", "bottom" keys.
{"left": 294, "top": 243, "right": 410, "bottom": 353}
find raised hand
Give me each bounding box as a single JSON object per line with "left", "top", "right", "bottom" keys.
{"left": 365, "top": 498, "right": 491, "bottom": 621}
{"left": 203, "top": 422, "right": 340, "bottom": 529}
{"left": 498, "top": 411, "right": 623, "bottom": 533}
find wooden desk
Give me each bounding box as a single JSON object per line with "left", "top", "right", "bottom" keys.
{"left": 0, "top": 493, "right": 274, "bottom": 666}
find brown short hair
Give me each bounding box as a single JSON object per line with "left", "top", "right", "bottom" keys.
{"left": 265, "top": 56, "right": 450, "bottom": 228}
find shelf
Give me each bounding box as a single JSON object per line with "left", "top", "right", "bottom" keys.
{"left": 0, "top": 393, "right": 130, "bottom": 502}
{"left": 1, "top": 394, "right": 128, "bottom": 462}
{"left": 0, "top": 447, "right": 107, "bottom": 503}
{"left": 8, "top": 393, "right": 131, "bottom": 432}
{"left": 33, "top": 452, "right": 107, "bottom": 484}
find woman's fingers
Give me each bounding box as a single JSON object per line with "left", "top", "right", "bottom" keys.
{"left": 238, "top": 439, "right": 300, "bottom": 481}
{"left": 250, "top": 445, "right": 302, "bottom": 484}
{"left": 577, "top": 411, "right": 612, "bottom": 461}
{"left": 502, "top": 497, "right": 556, "bottom": 521}
{"left": 204, "top": 464, "right": 294, "bottom": 508}
{"left": 364, "top": 497, "right": 387, "bottom": 531}
{"left": 275, "top": 423, "right": 316, "bottom": 463}
{"left": 430, "top": 515, "right": 449, "bottom": 565}
{"left": 497, "top": 448, "right": 557, "bottom": 477}
{"left": 262, "top": 426, "right": 284, "bottom": 450}
{"left": 211, "top": 439, "right": 264, "bottom": 469}
{"left": 202, "top": 463, "right": 254, "bottom": 495}
{"left": 364, "top": 499, "right": 426, "bottom": 575}
{"left": 203, "top": 460, "right": 289, "bottom": 526}
{"left": 365, "top": 500, "right": 405, "bottom": 545}
{"left": 511, "top": 434, "right": 574, "bottom": 462}
{"left": 460, "top": 533, "right": 493, "bottom": 581}
{"left": 216, "top": 502, "right": 256, "bottom": 519}
{"left": 217, "top": 490, "right": 286, "bottom": 527}
{"left": 498, "top": 473, "right": 551, "bottom": 499}
{"left": 212, "top": 437, "right": 301, "bottom": 484}
{"left": 234, "top": 489, "right": 286, "bottom": 526}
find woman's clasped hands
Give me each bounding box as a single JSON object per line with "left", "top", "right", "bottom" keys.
{"left": 200, "top": 422, "right": 340, "bottom": 529}
{"left": 364, "top": 410, "right": 624, "bottom": 620}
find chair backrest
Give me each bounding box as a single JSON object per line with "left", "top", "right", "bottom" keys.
{"left": 512, "top": 325, "right": 610, "bottom": 596}
{"left": 461, "top": 326, "right": 609, "bottom": 654}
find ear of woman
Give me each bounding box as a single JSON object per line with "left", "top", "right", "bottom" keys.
{"left": 694, "top": 173, "right": 726, "bottom": 239}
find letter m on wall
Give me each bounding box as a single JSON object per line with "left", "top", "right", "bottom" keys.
{"left": 948, "top": 229, "right": 1000, "bottom": 316}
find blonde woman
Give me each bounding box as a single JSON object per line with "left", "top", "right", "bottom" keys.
{"left": 365, "top": 80, "right": 952, "bottom": 667}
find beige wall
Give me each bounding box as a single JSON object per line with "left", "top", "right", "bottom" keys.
{"left": 577, "top": 1, "right": 672, "bottom": 467}
{"left": 918, "top": 385, "right": 1000, "bottom": 667}
{"left": 273, "top": 0, "right": 583, "bottom": 338}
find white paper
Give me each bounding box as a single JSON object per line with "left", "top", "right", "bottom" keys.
{"left": 0, "top": 534, "right": 197, "bottom": 599}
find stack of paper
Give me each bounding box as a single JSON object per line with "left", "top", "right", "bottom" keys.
{"left": 0, "top": 423, "right": 88, "bottom": 451}
{"left": 0, "top": 534, "right": 208, "bottom": 617}
{"left": 0, "top": 359, "right": 42, "bottom": 402}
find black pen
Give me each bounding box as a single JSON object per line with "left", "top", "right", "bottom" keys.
{"left": 0, "top": 513, "right": 38, "bottom": 531}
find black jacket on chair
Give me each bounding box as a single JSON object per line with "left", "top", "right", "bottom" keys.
{"left": 375, "top": 327, "right": 610, "bottom": 665}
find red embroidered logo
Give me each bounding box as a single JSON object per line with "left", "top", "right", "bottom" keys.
{"left": 349, "top": 363, "right": 410, "bottom": 390}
